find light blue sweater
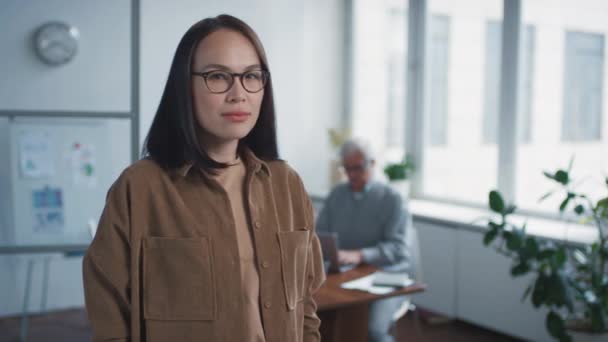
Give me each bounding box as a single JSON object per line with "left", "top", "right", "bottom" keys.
{"left": 316, "top": 180, "right": 411, "bottom": 271}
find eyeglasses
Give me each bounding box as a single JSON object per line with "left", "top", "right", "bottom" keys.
{"left": 191, "top": 69, "right": 269, "bottom": 94}
{"left": 341, "top": 161, "right": 369, "bottom": 174}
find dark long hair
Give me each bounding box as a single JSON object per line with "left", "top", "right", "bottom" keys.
{"left": 142, "top": 14, "right": 279, "bottom": 171}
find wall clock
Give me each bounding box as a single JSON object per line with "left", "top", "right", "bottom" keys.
{"left": 33, "top": 22, "right": 80, "bottom": 66}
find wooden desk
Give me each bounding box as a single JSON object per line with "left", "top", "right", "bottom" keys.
{"left": 314, "top": 265, "right": 426, "bottom": 342}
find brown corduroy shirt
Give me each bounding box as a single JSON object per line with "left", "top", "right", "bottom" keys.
{"left": 82, "top": 147, "right": 326, "bottom": 342}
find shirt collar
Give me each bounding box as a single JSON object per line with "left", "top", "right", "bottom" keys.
{"left": 351, "top": 180, "right": 373, "bottom": 200}
{"left": 176, "top": 145, "right": 271, "bottom": 178}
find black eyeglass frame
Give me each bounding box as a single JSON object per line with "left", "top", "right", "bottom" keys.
{"left": 340, "top": 160, "right": 371, "bottom": 173}
{"left": 191, "top": 70, "right": 270, "bottom": 94}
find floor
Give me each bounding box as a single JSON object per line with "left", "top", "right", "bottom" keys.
{"left": 0, "top": 308, "right": 524, "bottom": 342}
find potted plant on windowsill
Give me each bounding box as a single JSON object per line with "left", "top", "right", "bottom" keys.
{"left": 383, "top": 154, "right": 415, "bottom": 199}
{"left": 483, "top": 162, "right": 608, "bottom": 341}
{"left": 328, "top": 127, "right": 350, "bottom": 187}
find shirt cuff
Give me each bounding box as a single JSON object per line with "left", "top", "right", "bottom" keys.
{"left": 361, "top": 247, "right": 380, "bottom": 264}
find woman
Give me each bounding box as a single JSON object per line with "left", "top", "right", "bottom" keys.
{"left": 83, "top": 14, "right": 325, "bottom": 342}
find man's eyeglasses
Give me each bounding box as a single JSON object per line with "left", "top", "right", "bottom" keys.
{"left": 341, "top": 161, "right": 369, "bottom": 173}
{"left": 191, "top": 69, "right": 269, "bottom": 94}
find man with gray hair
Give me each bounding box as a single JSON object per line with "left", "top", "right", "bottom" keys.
{"left": 316, "top": 138, "right": 412, "bottom": 342}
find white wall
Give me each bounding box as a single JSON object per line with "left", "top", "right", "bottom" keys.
{"left": 0, "top": 0, "right": 131, "bottom": 112}
{"left": 414, "top": 218, "right": 553, "bottom": 342}
{"left": 0, "top": 0, "right": 344, "bottom": 317}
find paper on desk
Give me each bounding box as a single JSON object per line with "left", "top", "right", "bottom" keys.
{"left": 340, "top": 273, "right": 374, "bottom": 290}
{"left": 340, "top": 273, "right": 399, "bottom": 295}
{"left": 372, "top": 271, "right": 415, "bottom": 287}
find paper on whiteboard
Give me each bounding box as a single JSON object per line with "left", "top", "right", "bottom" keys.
{"left": 71, "top": 142, "right": 97, "bottom": 187}
{"left": 19, "top": 131, "right": 54, "bottom": 178}
{"left": 32, "top": 186, "right": 64, "bottom": 233}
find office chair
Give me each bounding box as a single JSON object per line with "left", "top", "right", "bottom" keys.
{"left": 390, "top": 223, "right": 423, "bottom": 337}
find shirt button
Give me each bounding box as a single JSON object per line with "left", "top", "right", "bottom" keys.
{"left": 254, "top": 221, "right": 261, "bottom": 230}
{"left": 264, "top": 301, "right": 272, "bottom": 309}
{"left": 262, "top": 261, "right": 270, "bottom": 268}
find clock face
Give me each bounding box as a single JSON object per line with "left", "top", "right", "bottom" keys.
{"left": 34, "top": 22, "right": 79, "bottom": 66}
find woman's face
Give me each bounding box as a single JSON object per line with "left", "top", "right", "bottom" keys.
{"left": 191, "top": 29, "right": 264, "bottom": 146}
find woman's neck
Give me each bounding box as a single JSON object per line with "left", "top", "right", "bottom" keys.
{"left": 199, "top": 134, "right": 239, "bottom": 164}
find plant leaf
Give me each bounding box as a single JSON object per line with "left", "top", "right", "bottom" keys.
{"left": 553, "top": 247, "right": 567, "bottom": 269}
{"left": 488, "top": 221, "right": 502, "bottom": 230}
{"left": 573, "top": 204, "right": 585, "bottom": 215}
{"left": 532, "top": 276, "right": 547, "bottom": 308}
{"left": 543, "top": 171, "right": 555, "bottom": 180}
{"left": 538, "top": 190, "right": 554, "bottom": 203}
{"left": 597, "top": 197, "right": 608, "bottom": 218}
{"left": 546, "top": 311, "right": 566, "bottom": 339}
{"left": 546, "top": 273, "right": 567, "bottom": 307}
{"left": 483, "top": 229, "right": 498, "bottom": 246}
{"left": 504, "top": 204, "right": 517, "bottom": 215}
{"left": 506, "top": 230, "right": 523, "bottom": 251}
{"left": 556, "top": 272, "right": 574, "bottom": 311}
{"left": 538, "top": 248, "right": 555, "bottom": 261}
{"left": 489, "top": 190, "right": 505, "bottom": 213}
{"left": 567, "top": 155, "right": 575, "bottom": 173}
{"left": 522, "top": 283, "right": 534, "bottom": 302}
{"left": 511, "top": 262, "right": 530, "bottom": 277}
{"left": 590, "top": 303, "right": 605, "bottom": 332}
{"left": 525, "top": 238, "right": 539, "bottom": 257}
{"left": 554, "top": 170, "right": 569, "bottom": 185}
{"left": 559, "top": 195, "right": 573, "bottom": 212}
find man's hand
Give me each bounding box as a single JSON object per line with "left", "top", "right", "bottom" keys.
{"left": 338, "top": 249, "right": 363, "bottom": 265}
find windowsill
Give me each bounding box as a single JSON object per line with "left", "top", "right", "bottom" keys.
{"left": 409, "top": 198, "right": 599, "bottom": 246}
{"left": 310, "top": 193, "right": 599, "bottom": 246}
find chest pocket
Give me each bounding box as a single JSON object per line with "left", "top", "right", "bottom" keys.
{"left": 277, "top": 229, "right": 310, "bottom": 311}
{"left": 143, "top": 236, "right": 216, "bottom": 320}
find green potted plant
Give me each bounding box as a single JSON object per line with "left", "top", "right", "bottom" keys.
{"left": 327, "top": 127, "right": 350, "bottom": 187}
{"left": 383, "top": 154, "right": 415, "bottom": 198}
{"left": 484, "top": 161, "right": 608, "bottom": 341}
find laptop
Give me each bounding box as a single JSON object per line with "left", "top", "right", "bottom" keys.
{"left": 317, "top": 231, "right": 356, "bottom": 274}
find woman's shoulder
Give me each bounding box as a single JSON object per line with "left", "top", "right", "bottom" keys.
{"left": 110, "top": 158, "right": 167, "bottom": 190}
{"left": 123, "top": 158, "right": 164, "bottom": 177}
{"left": 265, "top": 159, "right": 304, "bottom": 185}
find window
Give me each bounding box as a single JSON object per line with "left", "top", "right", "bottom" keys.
{"left": 350, "top": 0, "right": 409, "bottom": 165}
{"left": 428, "top": 15, "right": 450, "bottom": 146}
{"left": 483, "top": 21, "right": 535, "bottom": 144}
{"left": 562, "top": 31, "right": 604, "bottom": 142}
{"left": 515, "top": 1, "right": 608, "bottom": 214}
{"left": 386, "top": 4, "right": 408, "bottom": 149}
{"left": 350, "top": 0, "right": 608, "bottom": 215}
{"left": 421, "top": 0, "right": 503, "bottom": 204}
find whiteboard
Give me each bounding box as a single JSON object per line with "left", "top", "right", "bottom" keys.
{"left": 0, "top": 117, "right": 130, "bottom": 246}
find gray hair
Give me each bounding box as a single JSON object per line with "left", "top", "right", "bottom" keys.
{"left": 339, "top": 138, "right": 374, "bottom": 163}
